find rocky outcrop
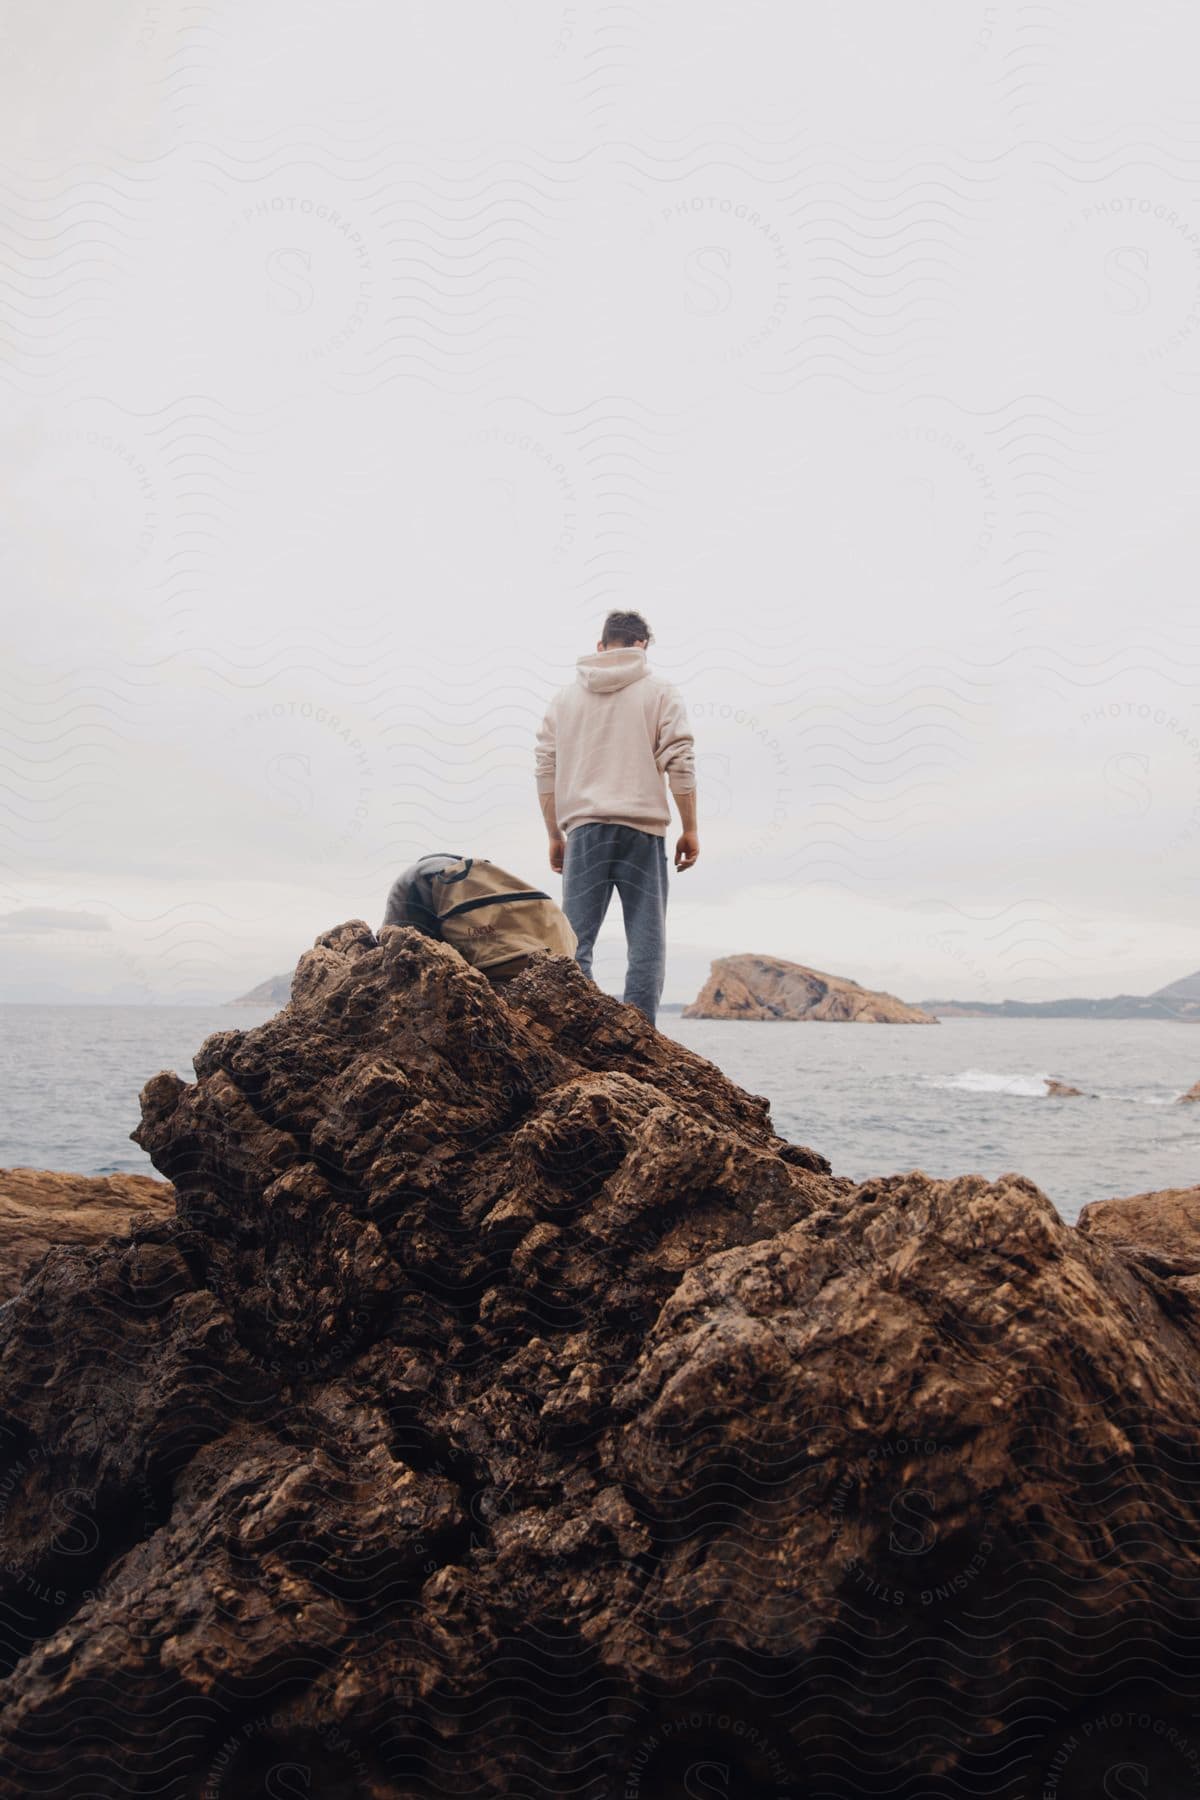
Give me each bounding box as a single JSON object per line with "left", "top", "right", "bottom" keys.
{"left": 1078, "top": 1184, "right": 1200, "bottom": 1276}
{"left": 685, "top": 953, "right": 937, "bottom": 1021}
{"left": 1178, "top": 1079, "right": 1200, "bottom": 1103}
{"left": 0, "top": 1166, "right": 173, "bottom": 1301}
{"left": 0, "top": 924, "right": 1198, "bottom": 1798}
{"left": 1043, "top": 1078, "right": 1085, "bottom": 1097}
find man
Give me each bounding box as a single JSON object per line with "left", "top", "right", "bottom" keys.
{"left": 380, "top": 852, "right": 576, "bottom": 988}
{"left": 534, "top": 610, "right": 698, "bottom": 1024}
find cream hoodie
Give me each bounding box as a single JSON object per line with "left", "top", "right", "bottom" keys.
{"left": 535, "top": 647, "right": 696, "bottom": 837}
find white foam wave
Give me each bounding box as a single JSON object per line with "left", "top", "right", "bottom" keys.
{"left": 928, "top": 1068, "right": 1057, "bottom": 1098}
{"left": 930, "top": 1073, "right": 1194, "bottom": 1106}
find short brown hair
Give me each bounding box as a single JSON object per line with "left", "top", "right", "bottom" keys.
{"left": 601, "top": 609, "right": 653, "bottom": 647}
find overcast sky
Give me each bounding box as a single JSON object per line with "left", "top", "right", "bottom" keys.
{"left": 3, "top": 1, "right": 1199, "bottom": 1005}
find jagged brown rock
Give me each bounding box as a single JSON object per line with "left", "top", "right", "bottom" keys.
{"left": 1178, "top": 1079, "right": 1200, "bottom": 1104}
{"left": 684, "top": 953, "right": 937, "bottom": 1021}
{"left": 1078, "top": 1184, "right": 1200, "bottom": 1276}
{"left": 1043, "top": 1077, "right": 1085, "bottom": 1097}
{"left": 0, "top": 1167, "right": 174, "bottom": 1300}
{"left": 0, "top": 924, "right": 1197, "bottom": 1799}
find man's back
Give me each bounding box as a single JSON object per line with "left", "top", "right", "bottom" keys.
{"left": 537, "top": 645, "right": 695, "bottom": 838}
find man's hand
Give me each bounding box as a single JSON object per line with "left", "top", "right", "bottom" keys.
{"left": 674, "top": 831, "right": 699, "bottom": 872}
{"left": 548, "top": 831, "right": 566, "bottom": 874}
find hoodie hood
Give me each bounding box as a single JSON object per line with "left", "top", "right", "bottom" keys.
{"left": 575, "top": 647, "right": 650, "bottom": 694}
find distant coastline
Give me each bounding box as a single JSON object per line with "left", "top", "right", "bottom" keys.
{"left": 14, "top": 958, "right": 1196, "bottom": 1018}
{"left": 914, "top": 978, "right": 1200, "bottom": 1022}
{"left": 231, "top": 972, "right": 292, "bottom": 1007}
{"left": 205, "top": 961, "right": 1200, "bottom": 1021}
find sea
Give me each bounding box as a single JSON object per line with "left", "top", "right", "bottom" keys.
{"left": 1, "top": 1005, "right": 1196, "bottom": 1226}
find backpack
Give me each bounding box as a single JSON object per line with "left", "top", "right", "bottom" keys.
{"left": 429, "top": 858, "right": 577, "bottom": 971}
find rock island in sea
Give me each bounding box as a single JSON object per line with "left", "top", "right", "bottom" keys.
{"left": 684, "top": 951, "right": 937, "bottom": 1021}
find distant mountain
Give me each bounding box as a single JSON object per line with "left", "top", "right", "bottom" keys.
{"left": 1154, "top": 970, "right": 1200, "bottom": 1002}
{"left": 231, "top": 972, "right": 292, "bottom": 1007}
{"left": 687, "top": 954, "right": 937, "bottom": 1023}
{"left": 917, "top": 987, "right": 1200, "bottom": 1021}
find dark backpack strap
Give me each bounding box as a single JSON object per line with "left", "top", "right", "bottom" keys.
{"left": 432, "top": 857, "right": 473, "bottom": 886}
{"left": 441, "top": 889, "right": 549, "bottom": 919}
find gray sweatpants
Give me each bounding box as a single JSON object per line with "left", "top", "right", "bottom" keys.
{"left": 561, "top": 821, "right": 669, "bottom": 1023}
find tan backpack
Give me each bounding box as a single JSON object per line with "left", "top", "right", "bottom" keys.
{"left": 429, "top": 858, "right": 577, "bottom": 971}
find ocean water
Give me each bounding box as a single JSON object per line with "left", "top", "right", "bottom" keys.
{"left": 0, "top": 1005, "right": 280, "bottom": 1183}
{"left": 662, "top": 1015, "right": 1200, "bottom": 1222}
{"left": 0, "top": 1005, "right": 1196, "bottom": 1225}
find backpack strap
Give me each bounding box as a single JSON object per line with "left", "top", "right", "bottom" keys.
{"left": 432, "top": 857, "right": 473, "bottom": 885}
{"left": 440, "top": 888, "right": 550, "bottom": 920}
